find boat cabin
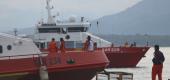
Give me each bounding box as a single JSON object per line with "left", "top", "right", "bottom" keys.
{"left": 34, "top": 24, "right": 111, "bottom": 49}
{"left": 0, "top": 33, "right": 40, "bottom": 58}
{"left": 32, "top": 0, "right": 111, "bottom": 50}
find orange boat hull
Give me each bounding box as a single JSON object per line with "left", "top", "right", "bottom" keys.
{"left": 0, "top": 51, "right": 109, "bottom": 80}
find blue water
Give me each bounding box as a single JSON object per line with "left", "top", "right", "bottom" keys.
{"left": 92, "top": 47, "right": 170, "bottom": 80}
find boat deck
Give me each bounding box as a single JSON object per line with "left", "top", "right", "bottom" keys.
{"left": 0, "top": 51, "right": 108, "bottom": 75}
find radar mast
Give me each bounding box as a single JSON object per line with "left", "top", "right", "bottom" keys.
{"left": 46, "top": 0, "right": 55, "bottom": 24}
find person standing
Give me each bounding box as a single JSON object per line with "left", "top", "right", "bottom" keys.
{"left": 152, "top": 45, "right": 165, "bottom": 80}
{"left": 48, "top": 38, "right": 58, "bottom": 54}
{"left": 60, "top": 38, "right": 66, "bottom": 53}
{"left": 84, "top": 36, "right": 94, "bottom": 51}
{"left": 48, "top": 38, "right": 58, "bottom": 64}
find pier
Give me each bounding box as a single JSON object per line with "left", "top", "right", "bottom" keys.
{"left": 96, "top": 70, "right": 133, "bottom": 80}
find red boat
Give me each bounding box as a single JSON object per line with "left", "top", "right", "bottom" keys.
{"left": 57, "top": 46, "right": 150, "bottom": 67}
{"left": 101, "top": 47, "right": 150, "bottom": 67}
{"left": 40, "top": 46, "right": 150, "bottom": 68}
{"left": 0, "top": 52, "right": 109, "bottom": 80}
{"left": 0, "top": 33, "right": 109, "bottom": 80}
{"left": 0, "top": 0, "right": 150, "bottom": 80}
{"left": 29, "top": 0, "right": 150, "bottom": 69}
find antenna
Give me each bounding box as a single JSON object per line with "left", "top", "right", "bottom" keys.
{"left": 96, "top": 21, "right": 102, "bottom": 46}
{"left": 46, "top": 0, "right": 55, "bottom": 24}
{"left": 14, "top": 28, "right": 18, "bottom": 36}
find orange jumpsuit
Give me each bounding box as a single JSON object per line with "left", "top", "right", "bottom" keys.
{"left": 60, "top": 41, "right": 66, "bottom": 53}
{"left": 48, "top": 41, "right": 58, "bottom": 56}
{"left": 48, "top": 41, "right": 58, "bottom": 64}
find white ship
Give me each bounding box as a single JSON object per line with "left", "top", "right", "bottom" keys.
{"left": 33, "top": 0, "right": 111, "bottom": 50}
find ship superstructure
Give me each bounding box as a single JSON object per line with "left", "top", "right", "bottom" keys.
{"left": 33, "top": 0, "right": 111, "bottom": 50}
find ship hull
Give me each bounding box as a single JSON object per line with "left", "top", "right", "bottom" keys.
{"left": 103, "top": 47, "right": 150, "bottom": 67}
{"left": 42, "top": 46, "right": 150, "bottom": 68}
{"left": 0, "top": 65, "right": 104, "bottom": 80}
{"left": 49, "top": 66, "right": 103, "bottom": 80}
{"left": 0, "top": 51, "right": 109, "bottom": 80}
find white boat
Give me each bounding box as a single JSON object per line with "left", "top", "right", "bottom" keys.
{"left": 32, "top": 0, "right": 111, "bottom": 50}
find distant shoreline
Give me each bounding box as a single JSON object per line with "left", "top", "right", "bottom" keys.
{"left": 97, "top": 34, "right": 170, "bottom": 47}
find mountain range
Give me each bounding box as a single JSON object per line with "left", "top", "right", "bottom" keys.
{"left": 89, "top": 0, "right": 170, "bottom": 35}
{"left": 6, "top": 0, "right": 170, "bottom": 35}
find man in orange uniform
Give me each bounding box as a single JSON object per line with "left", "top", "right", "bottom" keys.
{"left": 152, "top": 45, "right": 165, "bottom": 80}
{"left": 48, "top": 38, "right": 58, "bottom": 64}
{"left": 48, "top": 38, "right": 58, "bottom": 54}
{"left": 60, "top": 38, "right": 66, "bottom": 53}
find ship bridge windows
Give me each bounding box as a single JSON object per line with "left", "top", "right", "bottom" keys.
{"left": 67, "top": 27, "right": 88, "bottom": 32}
{"left": 40, "top": 42, "right": 45, "bottom": 49}
{"left": 38, "top": 28, "right": 61, "bottom": 33}
{"left": 35, "top": 42, "right": 45, "bottom": 49}
{"left": 65, "top": 41, "right": 83, "bottom": 48}
{"left": 38, "top": 27, "right": 88, "bottom": 33}
{"left": 0, "top": 45, "right": 2, "bottom": 53}
{"left": 41, "top": 24, "right": 56, "bottom": 26}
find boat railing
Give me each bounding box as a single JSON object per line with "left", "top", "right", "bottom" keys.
{"left": 0, "top": 53, "right": 48, "bottom": 60}
{"left": 96, "top": 70, "right": 133, "bottom": 80}
{"left": 0, "top": 50, "right": 101, "bottom": 61}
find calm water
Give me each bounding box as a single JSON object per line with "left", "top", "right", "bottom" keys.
{"left": 92, "top": 47, "right": 170, "bottom": 80}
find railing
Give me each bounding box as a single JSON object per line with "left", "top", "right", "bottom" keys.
{"left": 96, "top": 70, "right": 133, "bottom": 80}
{"left": 0, "top": 51, "right": 100, "bottom": 66}
{"left": 2, "top": 54, "right": 50, "bottom": 64}
{"left": 0, "top": 54, "right": 40, "bottom": 60}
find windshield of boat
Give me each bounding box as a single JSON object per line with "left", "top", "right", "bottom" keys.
{"left": 38, "top": 27, "right": 88, "bottom": 33}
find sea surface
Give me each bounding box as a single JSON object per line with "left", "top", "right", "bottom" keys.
{"left": 92, "top": 47, "right": 170, "bottom": 80}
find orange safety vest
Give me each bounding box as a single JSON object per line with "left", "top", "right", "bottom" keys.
{"left": 48, "top": 41, "right": 58, "bottom": 54}
{"left": 60, "top": 41, "right": 66, "bottom": 53}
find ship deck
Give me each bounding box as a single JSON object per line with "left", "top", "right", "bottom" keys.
{"left": 0, "top": 51, "right": 109, "bottom": 76}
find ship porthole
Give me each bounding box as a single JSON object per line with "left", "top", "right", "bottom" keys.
{"left": 7, "top": 45, "right": 12, "bottom": 50}
{"left": 65, "top": 35, "right": 70, "bottom": 40}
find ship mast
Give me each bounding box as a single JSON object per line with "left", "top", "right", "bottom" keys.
{"left": 46, "top": 0, "right": 55, "bottom": 24}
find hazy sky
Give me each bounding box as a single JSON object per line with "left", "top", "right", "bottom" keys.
{"left": 0, "top": 0, "right": 142, "bottom": 32}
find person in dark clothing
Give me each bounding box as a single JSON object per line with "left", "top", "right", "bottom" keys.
{"left": 152, "top": 45, "right": 165, "bottom": 80}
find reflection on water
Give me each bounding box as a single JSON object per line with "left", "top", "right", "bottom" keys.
{"left": 93, "top": 47, "right": 170, "bottom": 80}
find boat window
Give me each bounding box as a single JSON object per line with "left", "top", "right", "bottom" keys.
{"left": 65, "top": 41, "right": 75, "bottom": 48}
{"left": 47, "top": 42, "right": 50, "bottom": 47}
{"left": 42, "top": 23, "right": 56, "bottom": 26}
{"left": 38, "top": 28, "right": 61, "bottom": 33}
{"left": 76, "top": 43, "right": 83, "bottom": 48}
{"left": 40, "top": 43, "right": 45, "bottom": 49}
{"left": 68, "top": 27, "right": 88, "bottom": 32}
{"left": 35, "top": 42, "right": 40, "bottom": 48}
{"left": 64, "top": 41, "right": 83, "bottom": 48}
{"left": 7, "top": 45, "right": 12, "bottom": 50}
{"left": 0, "top": 45, "right": 2, "bottom": 53}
